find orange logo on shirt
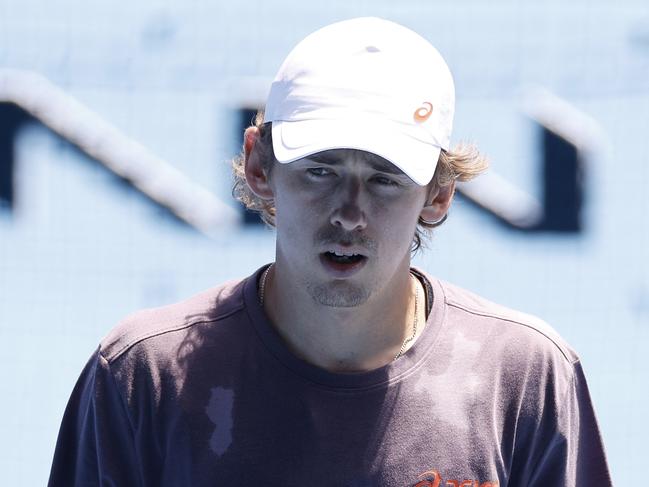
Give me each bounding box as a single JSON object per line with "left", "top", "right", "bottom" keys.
{"left": 414, "top": 469, "right": 499, "bottom": 487}
{"left": 413, "top": 102, "right": 433, "bottom": 122}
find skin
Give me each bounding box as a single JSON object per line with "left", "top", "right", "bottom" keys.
{"left": 244, "top": 126, "right": 455, "bottom": 372}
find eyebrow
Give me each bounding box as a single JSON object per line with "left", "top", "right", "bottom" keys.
{"left": 307, "top": 150, "right": 405, "bottom": 175}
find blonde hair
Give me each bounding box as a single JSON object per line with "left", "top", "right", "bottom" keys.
{"left": 231, "top": 113, "right": 489, "bottom": 251}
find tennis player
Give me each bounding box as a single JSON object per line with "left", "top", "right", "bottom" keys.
{"left": 49, "top": 17, "right": 612, "bottom": 486}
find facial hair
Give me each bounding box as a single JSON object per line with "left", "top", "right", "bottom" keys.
{"left": 306, "top": 225, "right": 378, "bottom": 308}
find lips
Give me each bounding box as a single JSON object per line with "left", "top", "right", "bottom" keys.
{"left": 319, "top": 249, "right": 368, "bottom": 277}
{"left": 324, "top": 250, "right": 365, "bottom": 264}
{"left": 315, "top": 226, "right": 376, "bottom": 278}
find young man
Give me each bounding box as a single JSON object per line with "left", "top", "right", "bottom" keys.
{"left": 49, "top": 17, "right": 612, "bottom": 486}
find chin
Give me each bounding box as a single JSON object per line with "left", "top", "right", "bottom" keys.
{"left": 307, "top": 281, "right": 370, "bottom": 308}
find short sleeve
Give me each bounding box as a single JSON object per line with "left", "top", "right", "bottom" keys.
{"left": 528, "top": 360, "right": 613, "bottom": 486}
{"left": 48, "top": 349, "right": 143, "bottom": 487}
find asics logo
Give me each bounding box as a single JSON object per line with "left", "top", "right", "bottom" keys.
{"left": 413, "top": 102, "right": 433, "bottom": 122}
{"left": 414, "top": 469, "right": 499, "bottom": 487}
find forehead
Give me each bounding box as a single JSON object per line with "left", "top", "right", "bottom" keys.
{"left": 303, "top": 149, "right": 405, "bottom": 175}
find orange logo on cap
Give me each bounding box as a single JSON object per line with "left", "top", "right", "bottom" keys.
{"left": 414, "top": 102, "right": 433, "bottom": 122}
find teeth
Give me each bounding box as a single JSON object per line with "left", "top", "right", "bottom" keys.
{"left": 331, "top": 250, "right": 357, "bottom": 257}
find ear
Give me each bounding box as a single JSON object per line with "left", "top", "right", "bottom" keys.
{"left": 243, "top": 126, "right": 274, "bottom": 199}
{"left": 420, "top": 181, "right": 455, "bottom": 223}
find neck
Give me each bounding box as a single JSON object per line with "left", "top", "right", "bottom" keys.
{"left": 261, "top": 262, "right": 424, "bottom": 373}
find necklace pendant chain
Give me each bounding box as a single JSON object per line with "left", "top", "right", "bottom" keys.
{"left": 394, "top": 274, "right": 419, "bottom": 361}
{"left": 259, "top": 263, "right": 273, "bottom": 305}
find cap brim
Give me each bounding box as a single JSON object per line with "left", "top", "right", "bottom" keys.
{"left": 271, "top": 119, "right": 441, "bottom": 186}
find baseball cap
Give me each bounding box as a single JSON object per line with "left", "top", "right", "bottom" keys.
{"left": 263, "top": 17, "right": 455, "bottom": 186}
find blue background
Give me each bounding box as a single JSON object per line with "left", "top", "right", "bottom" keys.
{"left": 1, "top": 1, "right": 648, "bottom": 484}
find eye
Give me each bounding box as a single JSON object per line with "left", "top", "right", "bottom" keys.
{"left": 306, "top": 167, "right": 333, "bottom": 178}
{"left": 371, "top": 174, "right": 399, "bottom": 186}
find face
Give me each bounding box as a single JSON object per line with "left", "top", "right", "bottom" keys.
{"left": 267, "top": 149, "right": 431, "bottom": 308}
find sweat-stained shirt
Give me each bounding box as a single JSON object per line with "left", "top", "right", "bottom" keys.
{"left": 48, "top": 266, "right": 612, "bottom": 486}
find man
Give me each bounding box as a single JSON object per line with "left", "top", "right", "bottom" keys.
{"left": 49, "top": 17, "right": 612, "bottom": 486}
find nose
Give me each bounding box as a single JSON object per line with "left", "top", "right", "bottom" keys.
{"left": 329, "top": 178, "right": 367, "bottom": 231}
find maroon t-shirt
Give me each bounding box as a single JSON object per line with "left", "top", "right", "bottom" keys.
{"left": 49, "top": 267, "right": 612, "bottom": 486}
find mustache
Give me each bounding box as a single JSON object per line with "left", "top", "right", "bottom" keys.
{"left": 314, "top": 226, "right": 378, "bottom": 253}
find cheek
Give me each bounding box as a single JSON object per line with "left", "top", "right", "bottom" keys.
{"left": 372, "top": 198, "right": 423, "bottom": 248}
{"left": 378, "top": 217, "right": 417, "bottom": 251}
{"left": 273, "top": 190, "right": 324, "bottom": 242}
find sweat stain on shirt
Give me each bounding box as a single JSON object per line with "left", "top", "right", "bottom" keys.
{"left": 205, "top": 386, "right": 234, "bottom": 456}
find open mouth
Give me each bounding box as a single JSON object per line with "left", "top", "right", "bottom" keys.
{"left": 319, "top": 249, "right": 368, "bottom": 277}
{"left": 322, "top": 251, "right": 366, "bottom": 265}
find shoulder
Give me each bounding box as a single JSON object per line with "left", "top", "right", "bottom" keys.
{"left": 99, "top": 276, "right": 249, "bottom": 364}
{"left": 426, "top": 277, "right": 585, "bottom": 420}
{"left": 435, "top": 278, "right": 579, "bottom": 366}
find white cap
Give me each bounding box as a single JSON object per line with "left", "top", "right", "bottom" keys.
{"left": 263, "top": 17, "right": 455, "bottom": 186}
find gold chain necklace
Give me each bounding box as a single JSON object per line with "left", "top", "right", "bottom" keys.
{"left": 258, "top": 264, "right": 419, "bottom": 361}
{"left": 394, "top": 274, "right": 419, "bottom": 360}
{"left": 259, "top": 263, "right": 273, "bottom": 305}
